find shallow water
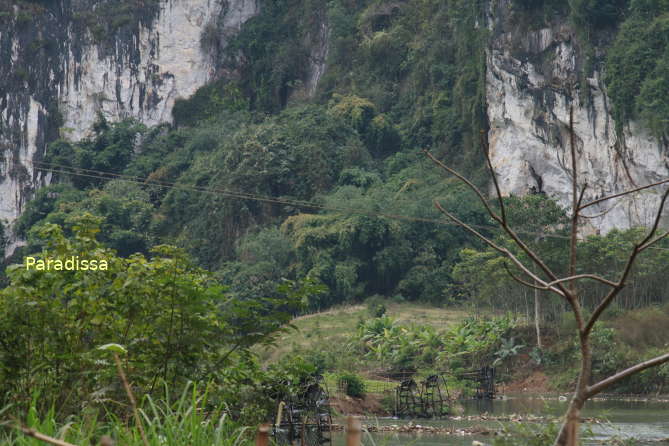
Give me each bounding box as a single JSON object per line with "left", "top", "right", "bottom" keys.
{"left": 331, "top": 395, "right": 669, "bottom": 445}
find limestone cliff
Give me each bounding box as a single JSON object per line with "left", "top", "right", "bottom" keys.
{"left": 486, "top": 1, "right": 669, "bottom": 233}
{"left": 1, "top": 0, "right": 668, "bottom": 240}
{"left": 0, "top": 0, "right": 258, "bottom": 226}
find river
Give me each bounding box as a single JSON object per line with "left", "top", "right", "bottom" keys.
{"left": 331, "top": 395, "right": 669, "bottom": 445}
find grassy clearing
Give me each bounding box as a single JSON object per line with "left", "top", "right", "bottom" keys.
{"left": 322, "top": 373, "right": 395, "bottom": 395}
{"left": 257, "top": 303, "right": 468, "bottom": 365}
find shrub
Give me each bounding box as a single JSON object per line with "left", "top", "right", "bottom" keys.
{"left": 611, "top": 305, "right": 669, "bottom": 349}
{"left": 338, "top": 373, "right": 366, "bottom": 398}
{"left": 0, "top": 215, "right": 306, "bottom": 414}
{"left": 366, "top": 295, "right": 387, "bottom": 317}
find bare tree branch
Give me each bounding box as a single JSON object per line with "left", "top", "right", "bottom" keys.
{"left": 579, "top": 178, "right": 669, "bottom": 211}
{"left": 15, "top": 424, "right": 79, "bottom": 446}
{"left": 569, "top": 106, "right": 579, "bottom": 299}
{"left": 585, "top": 186, "right": 669, "bottom": 334}
{"left": 581, "top": 204, "right": 618, "bottom": 219}
{"left": 503, "top": 263, "right": 550, "bottom": 291}
{"left": 546, "top": 275, "right": 617, "bottom": 289}
{"left": 481, "top": 130, "right": 507, "bottom": 224}
{"left": 640, "top": 230, "right": 669, "bottom": 251}
{"left": 434, "top": 200, "right": 566, "bottom": 298}
{"left": 576, "top": 183, "right": 587, "bottom": 211}
{"left": 584, "top": 286, "right": 624, "bottom": 336}
{"left": 424, "top": 150, "right": 500, "bottom": 223}
{"left": 425, "top": 151, "right": 572, "bottom": 298}
{"left": 639, "top": 187, "right": 669, "bottom": 247}
{"left": 586, "top": 352, "right": 669, "bottom": 398}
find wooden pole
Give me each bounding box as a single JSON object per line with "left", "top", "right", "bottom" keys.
{"left": 256, "top": 423, "right": 270, "bottom": 446}
{"left": 345, "top": 416, "right": 362, "bottom": 446}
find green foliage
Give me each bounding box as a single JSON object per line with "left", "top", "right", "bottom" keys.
{"left": 16, "top": 0, "right": 496, "bottom": 313}
{"left": 577, "top": 228, "right": 669, "bottom": 309}
{"left": 15, "top": 185, "right": 84, "bottom": 238}
{"left": 172, "top": 80, "right": 249, "bottom": 127}
{"left": 543, "top": 304, "right": 669, "bottom": 393}
{"left": 314, "top": 0, "right": 490, "bottom": 168}
{"left": 225, "top": 0, "right": 321, "bottom": 112}
{"left": 28, "top": 107, "right": 370, "bottom": 270}
{"left": 328, "top": 94, "right": 400, "bottom": 155}
{"left": 354, "top": 315, "right": 515, "bottom": 372}
{"left": 282, "top": 157, "right": 488, "bottom": 306}
{"left": 160, "top": 105, "right": 369, "bottom": 267}
{"left": 366, "top": 295, "right": 387, "bottom": 317}
{"left": 513, "top": 0, "right": 568, "bottom": 12}
{"left": 493, "top": 337, "right": 525, "bottom": 366}
{"left": 451, "top": 194, "right": 570, "bottom": 308}
{"left": 337, "top": 373, "right": 366, "bottom": 398}
{"left": 45, "top": 117, "right": 146, "bottom": 189}
{"left": 611, "top": 305, "right": 669, "bottom": 348}
{"left": 0, "top": 382, "right": 252, "bottom": 446}
{"left": 22, "top": 181, "right": 154, "bottom": 256}
{"left": 0, "top": 215, "right": 305, "bottom": 414}
{"left": 72, "top": 0, "right": 161, "bottom": 43}
{"left": 450, "top": 194, "right": 669, "bottom": 318}
{"left": 569, "top": 0, "right": 628, "bottom": 28}
{"left": 213, "top": 354, "right": 324, "bottom": 425}
{"left": 605, "top": 6, "right": 669, "bottom": 137}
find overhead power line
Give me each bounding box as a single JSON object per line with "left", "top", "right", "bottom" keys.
{"left": 24, "top": 159, "right": 669, "bottom": 251}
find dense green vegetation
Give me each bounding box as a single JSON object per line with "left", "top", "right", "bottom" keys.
{"left": 0, "top": 215, "right": 321, "bottom": 417}
{"left": 605, "top": 0, "right": 669, "bottom": 136}
{"left": 1, "top": 383, "right": 253, "bottom": 446}
{"left": 354, "top": 314, "right": 516, "bottom": 375}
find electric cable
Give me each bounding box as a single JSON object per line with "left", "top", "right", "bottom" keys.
{"left": 22, "top": 158, "right": 669, "bottom": 251}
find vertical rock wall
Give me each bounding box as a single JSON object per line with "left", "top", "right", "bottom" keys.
{"left": 2, "top": 0, "right": 667, "bottom": 239}
{"left": 486, "top": 2, "right": 669, "bottom": 233}
{"left": 0, "top": 0, "right": 259, "bottom": 226}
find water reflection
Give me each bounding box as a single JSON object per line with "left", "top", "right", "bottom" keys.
{"left": 332, "top": 395, "right": 669, "bottom": 446}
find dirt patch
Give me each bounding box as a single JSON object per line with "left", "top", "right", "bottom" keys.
{"left": 329, "top": 393, "right": 390, "bottom": 416}
{"left": 505, "top": 370, "right": 551, "bottom": 393}
{"left": 294, "top": 305, "right": 366, "bottom": 321}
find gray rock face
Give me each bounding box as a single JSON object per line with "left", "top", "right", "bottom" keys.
{"left": 0, "top": 0, "right": 258, "bottom": 227}
{"left": 486, "top": 3, "right": 669, "bottom": 233}
{"left": 1, "top": 0, "right": 667, "bottom": 242}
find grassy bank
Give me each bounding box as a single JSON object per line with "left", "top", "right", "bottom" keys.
{"left": 257, "top": 302, "right": 469, "bottom": 364}
{"left": 259, "top": 301, "right": 669, "bottom": 404}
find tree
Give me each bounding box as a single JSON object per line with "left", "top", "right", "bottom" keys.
{"left": 452, "top": 195, "right": 570, "bottom": 346}
{"left": 0, "top": 213, "right": 307, "bottom": 413}
{"left": 425, "top": 107, "right": 669, "bottom": 446}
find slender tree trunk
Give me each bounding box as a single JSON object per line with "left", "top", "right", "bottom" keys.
{"left": 555, "top": 395, "right": 586, "bottom": 446}
{"left": 532, "top": 239, "right": 543, "bottom": 349}
{"left": 554, "top": 332, "right": 592, "bottom": 446}
{"left": 534, "top": 287, "right": 542, "bottom": 349}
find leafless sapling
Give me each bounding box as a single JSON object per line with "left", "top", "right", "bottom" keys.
{"left": 425, "top": 107, "right": 669, "bottom": 446}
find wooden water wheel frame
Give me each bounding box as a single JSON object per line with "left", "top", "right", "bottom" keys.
{"left": 272, "top": 377, "right": 332, "bottom": 445}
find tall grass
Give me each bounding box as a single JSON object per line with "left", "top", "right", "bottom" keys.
{"left": 1, "top": 383, "right": 252, "bottom": 446}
